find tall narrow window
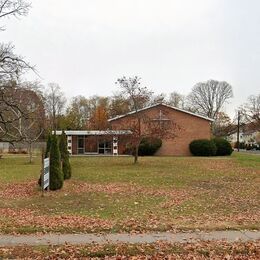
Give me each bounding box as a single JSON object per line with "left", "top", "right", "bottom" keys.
{"left": 77, "top": 136, "right": 85, "bottom": 154}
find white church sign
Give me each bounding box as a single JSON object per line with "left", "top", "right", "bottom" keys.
{"left": 43, "top": 158, "right": 50, "bottom": 189}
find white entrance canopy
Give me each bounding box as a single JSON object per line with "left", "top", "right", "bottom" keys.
{"left": 53, "top": 130, "right": 131, "bottom": 136}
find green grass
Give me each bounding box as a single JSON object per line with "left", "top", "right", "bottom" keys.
{"left": 0, "top": 153, "right": 259, "bottom": 234}
{"left": 233, "top": 152, "right": 260, "bottom": 168}
{"left": 71, "top": 156, "right": 236, "bottom": 187}
{"left": 0, "top": 155, "right": 41, "bottom": 183}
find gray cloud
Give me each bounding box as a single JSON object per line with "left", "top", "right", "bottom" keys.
{"left": 2, "top": 0, "right": 260, "bottom": 117}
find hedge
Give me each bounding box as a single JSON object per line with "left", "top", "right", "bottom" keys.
{"left": 189, "top": 139, "right": 217, "bottom": 156}
{"left": 138, "top": 137, "right": 162, "bottom": 156}
{"left": 212, "top": 138, "right": 233, "bottom": 156}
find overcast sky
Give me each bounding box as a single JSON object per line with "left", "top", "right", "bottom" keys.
{"left": 2, "top": 0, "right": 260, "bottom": 116}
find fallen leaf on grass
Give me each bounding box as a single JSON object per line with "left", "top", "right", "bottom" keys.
{"left": 0, "top": 181, "right": 38, "bottom": 199}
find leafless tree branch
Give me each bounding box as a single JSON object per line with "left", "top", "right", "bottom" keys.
{"left": 187, "top": 79, "right": 233, "bottom": 119}
{"left": 240, "top": 94, "right": 260, "bottom": 130}
{"left": 0, "top": 0, "right": 30, "bottom": 30}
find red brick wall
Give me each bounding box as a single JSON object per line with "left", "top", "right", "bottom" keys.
{"left": 85, "top": 136, "right": 98, "bottom": 153}
{"left": 72, "top": 135, "right": 77, "bottom": 155}
{"left": 117, "top": 135, "right": 132, "bottom": 154}
{"left": 109, "top": 105, "right": 211, "bottom": 156}
{"left": 70, "top": 135, "right": 131, "bottom": 155}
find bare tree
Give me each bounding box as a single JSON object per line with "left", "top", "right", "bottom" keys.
{"left": 0, "top": 43, "right": 33, "bottom": 82}
{"left": 187, "top": 79, "right": 233, "bottom": 119}
{"left": 150, "top": 93, "right": 167, "bottom": 105}
{"left": 241, "top": 94, "right": 260, "bottom": 130}
{"left": 212, "top": 111, "right": 235, "bottom": 137}
{"left": 115, "top": 76, "right": 178, "bottom": 163}
{"left": 116, "top": 76, "right": 152, "bottom": 111}
{"left": 0, "top": 82, "right": 44, "bottom": 161}
{"left": 168, "top": 91, "right": 186, "bottom": 108}
{"left": 0, "top": 0, "right": 30, "bottom": 30}
{"left": 116, "top": 76, "right": 152, "bottom": 163}
{"left": 7, "top": 83, "right": 44, "bottom": 162}
{"left": 0, "top": 0, "right": 33, "bottom": 142}
{"left": 44, "top": 83, "right": 66, "bottom": 131}
{"left": 65, "top": 96, "right": 91, "bottom": 129}
{"left": 20, "top": 82, "right": 44, "bottom": 163}
{"left": 0, "top": 0, "right": 32, "bottom": 80}
{"left": 0, "top": 80, "right": 26, "bottom": 141}
{"left": 256, "top": 132, "right": 260, "bottom": 145}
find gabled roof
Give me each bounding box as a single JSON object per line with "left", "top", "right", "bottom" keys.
{"left": 108, "top": 103, "right": 214, "bottom": 122}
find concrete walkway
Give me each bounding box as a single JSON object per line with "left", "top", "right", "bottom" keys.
{"left": 0, "top": 231, "right": 259, "bottom": 246}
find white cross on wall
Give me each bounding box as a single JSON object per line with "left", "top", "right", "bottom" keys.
{"left": 152, "top": 110, "right": 170, "bottom": 128}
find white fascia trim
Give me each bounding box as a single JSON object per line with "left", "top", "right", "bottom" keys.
{"left": 53, "top": 130, "right": 132, "bottom": 136}
{"left": 108, "top": 103, "right": 214, "bottom": 122}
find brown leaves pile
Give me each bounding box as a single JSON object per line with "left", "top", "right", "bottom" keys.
{"left": 198, "top": 158, "right": 259, "bottom": 175}
{"left": 67, "top": 181, "right": 190, "bottom": 201}
{"left": 0, "top": 181, "right": 37, "bottom": 199}
{"left": 0, "top": 241, "right": 259, "bottom": 259}
{"left": 0, "top": 208, "right": 114, "bottom": 233}
{"left": 0, "top": 179, "right": 194, "bottom": 234}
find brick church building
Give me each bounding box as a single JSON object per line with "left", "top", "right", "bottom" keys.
{"left": 56, "top": 103, "right": 213, "bottom": 156}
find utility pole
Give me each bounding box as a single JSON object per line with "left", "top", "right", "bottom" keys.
{"left": 237, "top": 110, "right": 240, "bottom": 152}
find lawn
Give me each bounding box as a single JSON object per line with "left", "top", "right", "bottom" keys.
{"left": 1, "top": 241, "right": 259, "bottom": 259}
{"left": 0, "top": 153, "right": 259, "bottom": 234}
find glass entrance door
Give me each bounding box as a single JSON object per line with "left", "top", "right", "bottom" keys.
{"left": 98, "top": 140, "right": 112, "bottom": 154}
{"left": 77, "top": 136, "right": 85, "bottom": 154}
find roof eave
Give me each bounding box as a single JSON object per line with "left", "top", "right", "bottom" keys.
{"left": 108, "top": 103, "right": 214, "bottom": 122}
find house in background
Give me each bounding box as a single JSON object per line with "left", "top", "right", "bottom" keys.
{"left": 56, "top": 103, "right": 213, "bottom": 156}
{"left": 228, "top": 124, "right": 260, "bottom": 148}
{"left": 0, "top": 142, "right": 9, "bottom": 153}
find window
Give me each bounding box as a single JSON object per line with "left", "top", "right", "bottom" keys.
{"left": 98, "top": 140, "right": 112, "bottom": 154}
{"left": 77, "top": 136, "right": 85, "bottom": 154}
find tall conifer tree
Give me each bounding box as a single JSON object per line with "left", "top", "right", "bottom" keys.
{"left": 59, "top": 131, "right": 72, "bottom": 180}
{"left": 49, "top": 135, "right": 63, "bottom": 190}
{"left": 45, "top": 133, "right": 52, "bottom": 158}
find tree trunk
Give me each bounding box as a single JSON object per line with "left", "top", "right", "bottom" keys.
{"left": 133, "top": 117, "right": 141, "bottom": 164}
{"left": 29, "top": 143, "right": 33, "bottom": 163}
{"left": 134, "top": 145, "right": 138, "bottom": 164}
